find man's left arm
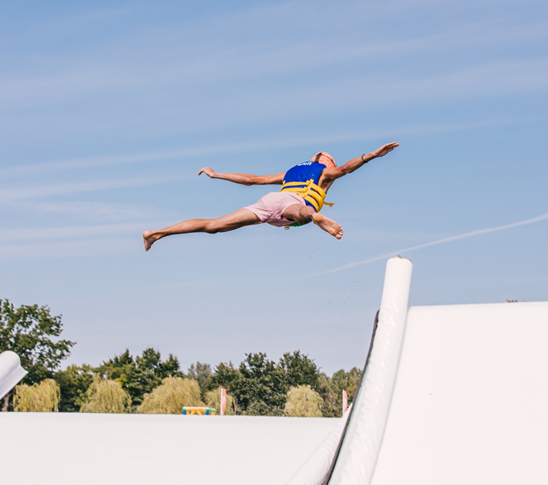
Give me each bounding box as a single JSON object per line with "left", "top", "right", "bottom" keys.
{"left": 324, "top": 142, "right": 399, "bottom": 181}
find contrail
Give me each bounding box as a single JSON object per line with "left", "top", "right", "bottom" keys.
{"left": 318, "top": 212, "right": 548, "bottom": 276}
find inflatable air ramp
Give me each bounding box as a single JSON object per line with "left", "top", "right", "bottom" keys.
{"left": 317, "top": 256, "right": 548, "bottom": 485}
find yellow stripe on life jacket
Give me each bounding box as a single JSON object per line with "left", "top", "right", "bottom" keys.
{"left": 280, "top": 179, "right": 334, "bottom": 212}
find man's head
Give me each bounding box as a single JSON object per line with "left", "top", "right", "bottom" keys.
{"left": 312, "top": 152, "right": 336, "bottom": 168}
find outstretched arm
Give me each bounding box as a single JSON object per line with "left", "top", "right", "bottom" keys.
{"left": 198, "top": 167, "right": 285, "bottom": 186}
{"left": 323, "top": 142, "right": 399, "bottom": 182}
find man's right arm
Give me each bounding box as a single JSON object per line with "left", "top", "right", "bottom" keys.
{"left": 198, "top": 167, "right": 285, "bottom": 186}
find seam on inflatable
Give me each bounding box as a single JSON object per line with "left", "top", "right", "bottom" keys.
{"left": 320, "top": 311, "right": 380, "bottom": 485}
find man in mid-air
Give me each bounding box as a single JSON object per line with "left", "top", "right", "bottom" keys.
{"left": 143, "top": 141, "right": 399, "bottom": 251}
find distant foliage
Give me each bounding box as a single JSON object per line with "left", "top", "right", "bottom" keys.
{"left": 332, "top": 368, "right": 361, "bottom": 403}
{"left": 80, "top": 377, "right": 131, "bottom": 413}
{"left": 204, "top": 386, "right": 235, "bottom": 415}
{"left": 54, "top": 364, "right": 95, "bottom": 412}
{"left": 187, "top": 362, "right": 212, "bottom": 392}
{"left": 207, "top": 351, "right": 322, "bottom": 416}
{"left": 284, "top": 385, "right": 323, "bottom": 417}
{"left": 1, "top": 295, "right": 361, "bottom": 416}
{"left": 317, "top": 367, "right": 361, "bottom": 417}
{"left": 137, "top": 377, "right": 203, "bottom": 414}
{"left": 279, "top": 351, "right": 320, "bottom": 389}
{"left": 205, "top": 362, "right": 240, "bottom": 395}
{"left": 14, "top": 379, "right": 60, "bottom": 412}
{"left": 11, "top": 335, "right": 360, "bottom": 416}
{"left": 95, "top": 348, "right": 184, "bottom": 408}
{"left": 317, "top": 373, "right": 339, "bottom": 417}
{"left": 235, "top": 352, "right": 286, "bottom": 415}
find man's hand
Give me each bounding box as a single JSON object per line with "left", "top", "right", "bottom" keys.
{"left": 198, "top": 167, "right": 216, "bottom": 178}
{"left": 371, "top": 142, "right": 399, "bottom": 158}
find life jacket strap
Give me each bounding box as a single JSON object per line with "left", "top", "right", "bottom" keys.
{"left": 280, "top": 179, "right": 333, "bottom": 212}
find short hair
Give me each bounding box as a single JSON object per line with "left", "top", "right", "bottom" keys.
{"left": 311, "top": 152, "right": 336, "bottom": 168}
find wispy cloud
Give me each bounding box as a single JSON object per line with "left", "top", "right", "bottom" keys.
{"left": 0, "top": 175, "right": 191, "bottom": 203}
{"left": 316, "top": 212, "right": 548, "bottom": 276}
{"left": 1, "top": 4, "right": 546, "bottom": 150}
{"left": 0, "top": 222, "right": 149, "bottom": 243}
{"left": 0, "top": 238, "right": 137, "bottom": 262}
{"left": 18, "top": 200, "right": 167, "bottom": 222}
{"left": 243, "top": 57, "right": 548, "bottom": 119}
{"left": 1, "top": 115, "right": 536, "bottom": 178}
{"left": 2, "top": 4, "right": 546, "bottom": 112}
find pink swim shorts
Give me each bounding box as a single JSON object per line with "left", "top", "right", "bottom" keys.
{"left": 244, "top": 192, "right": 305, "bottom": 227}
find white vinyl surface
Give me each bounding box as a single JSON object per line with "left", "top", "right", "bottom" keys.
{"left": 0, "top": 413, "right": 341, "bottom": 485}
{"left": 0, "top": 351, "right": 27, "bottom": 400}
{"left": 371, "top": 301, "right": 548, "bottom": 485}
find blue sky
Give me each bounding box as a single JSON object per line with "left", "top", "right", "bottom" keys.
{"left": 1, "top": 0, "right": 547, "bottom": 375}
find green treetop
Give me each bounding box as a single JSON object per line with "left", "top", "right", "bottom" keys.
{"left": 95, "top": 348, "right": 184, "bottom": 408}
{"left": 0, "top": 299, "right": 74, "bottom": 385}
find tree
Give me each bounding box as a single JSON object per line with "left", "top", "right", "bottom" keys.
{"left": 95, "top": 348, "right": 184, "bottom": 408}
{"left": 204, "top": 386, "right": 235, "bottom": 415}
{"left": 278, "top": 351, "right": 320, "bottom": 389}
{"left": 0, "top": 299, "right": 74, "bottom": 411}
{"left": 246, "top": 400, "right": 282, "bottom": 416}
{"left": 331, "top": 367, "right": 361, "bottom": 404}
{"left": 205, "top": 362, "right": 240, "bottom": 391}
{"left": 0, "top": 299, "right": 74, "bottom": 383}
{"left": 284, "top": 385, "right": 323, "bottom": 417}
{"left": 54, "top": 364, "right": 95, "bottom": 412}
{"left": 137, "top": 348, "right": 183, "bottom": 380}
{"left": 318, "top": 367, "right": 362, "bottom": 417}
{"left": 232, "top": 353, "right": 286, "bottom": 415}
{"left": 80, "top": 377, "right": 131, "bottom": 413}
{"left": 14, "top": 379, "right": 60, "bottom": 412}
{"left": 206, "top": 351, "right": 323, "bottom": 416}
{"left": 137, "top": 377, "right": 203, "bottom": 414}
{"left": 187, "top": 362, "right": 212, "bottom": 392}
{"left": 318, "top": 372, "right": 340, "bottom": 417}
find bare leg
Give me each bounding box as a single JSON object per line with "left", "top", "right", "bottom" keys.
{"left": 282, "top": 204, "right": 343, "bottom": 239}
{"left": 143, "top": 208, "right": 260, "bottom": 251}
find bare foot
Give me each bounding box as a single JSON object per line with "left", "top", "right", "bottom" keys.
{"left": 311, "top": 213, "right": 343, "bottom": 239}
{"left": 143, "top": 231, "right": 157, "bottom": 251}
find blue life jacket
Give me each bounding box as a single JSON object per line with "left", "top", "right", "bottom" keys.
{"left": 280, "top": 162, "right": 333, "bottom": 212}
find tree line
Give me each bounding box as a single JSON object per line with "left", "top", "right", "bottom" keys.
{"left": 1, "top": 299, "right": 361, "bottom": 416}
